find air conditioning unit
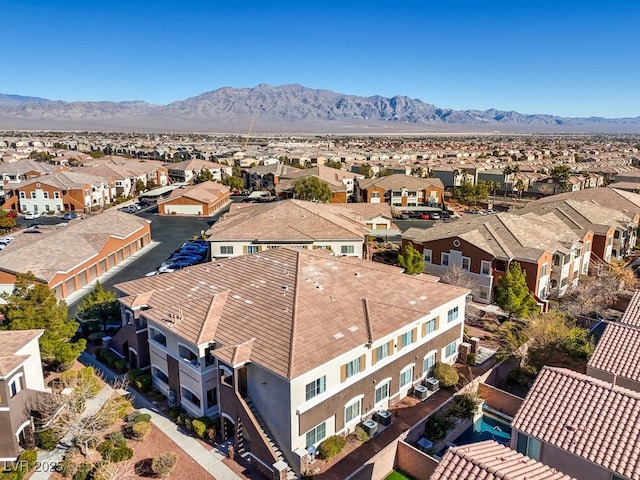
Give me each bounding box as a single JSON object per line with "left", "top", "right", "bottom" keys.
{"left": 425, "top": 377, "right": 440, "bottom": 392}
{"left": 361, "top": 419, "right": 378, "bottom": 437}
{"left": 375, "top": 410, "right": 392, "bottom": 426}
{"left": 413, "top": 384, "right": 428, "bottom": 400}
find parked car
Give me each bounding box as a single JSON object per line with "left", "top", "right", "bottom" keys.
{"left": 137, "top": 200, "right": 151, "bottom": 207}
{"left": 430, "top": 212, "right": 441, "bottom": 220}
{"left": 62, "top": 212, "right": 78, "bottom": 220}
{"left": 420, "top": 213, "right": 430, "bottom": 220}
{"left": 118, "top": 205, "right": 138, "bottom": 213}
{"left": 6, "top": 211, "right": 18, "bottom": 218}
{"left": 24, "top": 211, "right": 41, "bottom": 219}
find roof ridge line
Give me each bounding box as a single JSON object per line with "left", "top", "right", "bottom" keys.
{"left": 362, "top": 298, "right": 373, "bottom": 344}
{"left": 286, "top": 251, "right": 301, "bottom": 379}
{"left": 483, "top": 221, "right": 514, "bottom": 259}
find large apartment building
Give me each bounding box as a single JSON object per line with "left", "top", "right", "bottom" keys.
{"left": 113, "top": 248, "right": 469, "bottom": 477}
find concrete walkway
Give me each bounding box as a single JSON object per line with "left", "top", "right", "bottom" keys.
{"left": 32, "top": 352, "right": 242, "bottom": 479}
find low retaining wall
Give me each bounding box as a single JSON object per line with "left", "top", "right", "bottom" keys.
{"left": 477, "top": 383, "right": 523, "bottom": 418}
{"left": 396, "top": 441, "right": 439, "bottom": 480}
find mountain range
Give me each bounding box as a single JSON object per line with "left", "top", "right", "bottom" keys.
{"left": 1, "top": 84, "right": 639, "bottom": 134}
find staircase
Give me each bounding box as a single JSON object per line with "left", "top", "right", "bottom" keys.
{"left": 242, "top": 396, "right": 297, "bottom": 480}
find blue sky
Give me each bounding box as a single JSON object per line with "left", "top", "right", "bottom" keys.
{"left": 1, "top": 0, "right": 638, "bottom": 118}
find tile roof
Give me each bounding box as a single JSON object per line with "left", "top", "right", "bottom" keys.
{"left": 588, "top": 322, "right": 640, "bottom": 384}
{"left": 403, "top": 212, "right": 582, "bottom": 262}
{"left": 357, "top": 173, "right": 444, "bottom": 191}
{"left": 511, "top": 367, "right": 640, "bottom": 479}
{"left": 114, "top": 248, "right": 467, "bottom": 379}
{"left": 0, "top": 209, "right": 149, "bottom": 282}
{"left": 206, "top": 199, "right": 388, "bottom": 242}
{"left": 517, "top": 199, "right": 635, "bottom": 235}
{"left": 534, "top": 187, "right": 640, "bottom": 216}
{"left": 618, "top": 290, "right": 640, "bottom": 327}
{"left": 430, "top": 440, "right": 575, "bottom": 480}
{"left": 15, "top": 170, "right": 111, "bottom": 189}
{"left": 0, "top": 329, "right": 44, "bottom": 376}
{"left": 159, "top": 181, "right": 229, "bottom": 204}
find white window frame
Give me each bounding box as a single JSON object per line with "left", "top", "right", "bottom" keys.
{"left": 305, "top": 421, "right": 327, "bottom": 447}
{"left": 345, "top": 357, "right": 361, "bottom": 379}
{"left": 400, "top": 330, "right": 416, "bottom": 349}
{"left": 344, "top": 396, "right": 363, "bottom": 424}
{"left": 247, "top": 245, "right": 259, "bottom": 254}
{"left": 481, "top": 260, "right": 491, "bottom": 275}
{"left": 181, "top": 385, "right": 201, "bottom": 409}
{"left": 9, "top": 372, "right": 24, "bottom": 398}
{"left": 423, "top": 249, "right": 432, "bottom": 263}
{"left": 462, "top": 256, "right": 471, "bottom": 271}
{"left": 341, "top": 245, "right": 355, "bottom": 255}
{"left": 423, "top": 351, "right": 437, "bottom": 377}
{"left": 447, "top": 306, "right": 459, "bottom": 323}
{"left": 220, "top": 245, "right": 234, "bottom": 255}
{"left": 442, "top": 253, "right": 450, "bottom": 266}
{"left": 399, "top": 365, "right": 414, "bottom": 388}
{"left": 152, "top": 366, "right": 169, "bottom": 385}
{"left": 445, "top": 340, "right": 458, "bottom": 358}
{"left": 305, "top": 376, "right": 326, "bottom": 401}
{"left": 375, "top": 343, "right": 389, "bottom": 361}
{"left": 374, "top": 379, "right": 391, "bottom": 404}
{"left": 424, "top": 318, "right": 436, "bottom": 335}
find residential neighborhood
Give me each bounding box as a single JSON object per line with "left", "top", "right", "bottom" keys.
{"left": 1, "top": 132, "right": 640, "bottom": 480}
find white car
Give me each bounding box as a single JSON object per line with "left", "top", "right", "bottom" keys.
{"left": 24, "top": 211, "right": 41, "bottom": 219}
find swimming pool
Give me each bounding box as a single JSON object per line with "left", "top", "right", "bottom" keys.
{"left": 454, "top": 413, "right": 512, "bottom": 445}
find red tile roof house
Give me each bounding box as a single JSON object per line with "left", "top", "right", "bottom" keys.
{"left": 355, "top": 174, "right": 445, "bottom": 214}
{"left": 429, "top": 440, "right": 576, "bottom": 480}
{"left": 587, "top": 291, "right": 640, "bottom": 392}
{"left": 403, "top": 212, "right": 593, "bottom": 305}
{"left": 0, "top": 330, "right": 48, "bottom": 462}
{"left": 510, "top": 366, "right": 640, "bottom": 480}
{"left": 156, "top": 181, "right": 230, "bottom": 216}
{"left": 113, "top": 248, "right": 470, "bottom": 478}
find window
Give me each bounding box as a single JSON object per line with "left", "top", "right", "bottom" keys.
{"left": 481, "top": 260, "right": 491, "bottom": 275}
{"left": 206, "top": 388, "right": 218, "bottom": 408}
{"left": 400, "top": 367, "right": 413, "bottom": 388}
{"left": 371, "top": 192, "right": 380, "bottom": 199}
{"left": 220, "top": 245, "right": 234, "bottom": 255}
{"left": 9, "top": 375, "right": 22, "bottom": 397}
{"left": 447, "top": 306, "right": 459, "bottom": 323}
{"left": 375, "top": 343, "right": 389, "bottom": 362}
{"left": 54, "top": 191, "right": 60, "bottom": 199}
{"left": 179, "top": 345, "right": 199, "bottom": 366}
{"left": 305, "top": 376, "right": 326, "bottom": 401}
{"left": 424, "top": 318, "right": 436, "bottom": 335}
{"left": 345, "top": 400, "right": 361, "bottom": 423}
{"left": 445, "top": 340, "right": 458, "bottom": 358}
{"left": 341, "top": 245, "right": 355, "bottom": 255}
{"left": 43, "top": 191, "right": 49, "bottom": 199}
{"left": 399, "top": 330, "right": 416, "bottom": 349}
{"left": 182, "top": 387, "right": 200, "bottom": 408}
{"left": 30, "top": 191, "right": 36, "bottom": 199}
{"left": 423, "top": 249, "right": 432, "bottom": 263}
{"left": 375, "top": 382, "right": 389, "bottom": 404}
{"left": 152, "top": 367, "right": 169, "bottom": 384}
{"left": 441, "top": 253, "right": 449, "bottom": 266}
{"left": 247, "top": 245, "right": 259, "bottom": 254}
{"left": 19, "top": 191, "right": 26, "bottom": 199}
{"left": 515, "top": 433, "right": 541, "bottom": 460}
{"left": 423, "top": 353, "right": 436, "bottom": 376}
{"left": 150, "top": 328, "right": 166, "bottom": 347}
{"left": 541, "top": 263, "right": 548, "bottom": 276}
{"left": 462, "top": 256, "right": 471, "bottom": 271}
{"left": 305, "top": 422, "right": 326, "bottom": 447}
{"left": 345, "top": 357, "right": 362, "bottom": 379}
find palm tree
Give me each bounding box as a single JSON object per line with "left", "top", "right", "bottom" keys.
{"left": 514, "top": 178, "right": 525, "bottom": 199}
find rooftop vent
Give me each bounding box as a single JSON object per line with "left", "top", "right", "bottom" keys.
{"left": 333, "top": 332, "right": 344, "bottom": 339}
{"left": 355, "top": 272, "right": 361, "bottom": 277}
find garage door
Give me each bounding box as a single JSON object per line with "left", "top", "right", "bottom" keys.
{"left": 164, "top": 204, "right": 203, "bottom": 215}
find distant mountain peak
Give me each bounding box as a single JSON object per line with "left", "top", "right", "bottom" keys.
{"left": 0, "top": 84, "right": 638, "bottom": 133}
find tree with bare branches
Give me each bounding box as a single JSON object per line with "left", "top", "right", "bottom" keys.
{"left": 439, "top": 263, "right": 478, "bottom": 291}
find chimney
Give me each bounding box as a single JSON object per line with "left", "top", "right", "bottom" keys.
{"left": 470, "top": 337, "right": 480, "bottom": 353}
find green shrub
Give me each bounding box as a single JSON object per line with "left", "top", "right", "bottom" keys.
{"left": 183, "top": 415, "right": 193, "bottom": 431}
{"left": 354, "top": 426, "right": 370, "bottom": 442}
{"left": 17, "top": 450, "right": 37, "bottom": 470}
{"left": 508, "top": 364, "right": 539, "bottom": 386}
{"left": 134, "top": 374, "right": 152, "bottom": 393}
{"left": 433, "top": 362, "right": 459, "bottom": 387}
{"left": 169, "top": 406, "right": 183, "bottom": 419}
{"left": 105, "top": 352, "right": 119, "bottom": 367}
{"left": 560, "top": 327, "right": 595, "bottom": 359}
{"left": 127, "top": 368, "right": 143, "bottom": 382}
{"left": 192, "top": 419, "right": 207, "bottom": 438}
{"left": 466, "top": 352, "right": 477, "bottom": 365}
{"left": 424, "top": 415, "right": 453, "bottom": 441}
{"left": 96, "top": 348, "right": 108, "bottom": 362}
{"left": 196, "top": 416, "right": 213, "bottom": 427}
{"left": 318, "top": 435, "right": 346, "bottom": 460}
{"left": 59, "top": 369, "right": 79, "bottom": 387}
{"left": 113, "top": 358, "right": 128, "bottom": 373}
{"left": 0, "top": 471, "right": 23, "bottom": 480}
{"left": 37, "top": 429, "right": 59, "bottom": 450}
{"left": 151, "top": 452, "right": 178, "bottom": 477}
{"left": 72, "top": 463, "right": 92, "bottom": 480}
{"left": 131, "top": 420, "right": 152, "bottom": 439}
{"left": 107, "top": 431, "right": 126, "bottom": 446}
{"left": 97, "top": 439, "right": 133, "bottom": 462}
{"left": 133, "top": 413, "right": 152, "bottom": 424}
{"left": 447, "top": 394, "right": 480, "bottom": 419}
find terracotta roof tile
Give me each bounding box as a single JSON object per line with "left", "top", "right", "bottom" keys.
{"left": 115, "top": 248, "right": 466, "bottom": 379}
{"left": 430, "top": 440, "right": 575, "bottom": 480}
{"left": 619, "top": 291, "right": 640, "bottom": 327}
{"left": 588, "top": 322, "right": 640, "bottom": 384}
{"left": 512, "top": 367, "right": 640, "bottom": 479}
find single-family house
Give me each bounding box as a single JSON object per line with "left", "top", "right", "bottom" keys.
{"left": 355, "top": 174, "right": 445, "bottom": 212}
{"left": 157, "top": 181, "right": 230, "bottom": 217}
